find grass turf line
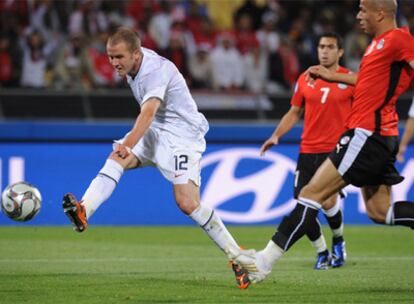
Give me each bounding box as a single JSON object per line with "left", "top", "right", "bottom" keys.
{"left": 0, "top": 226, "right": 412, "bottom": 304}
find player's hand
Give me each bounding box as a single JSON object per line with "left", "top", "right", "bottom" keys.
{"left": 260, "top": 137, "right": 279, "bottom": 156}
{"left": 304, "top": 66, "right": 319, "bottom": 85}
{"left": 305, "top": 65, "right": 333, "bottom": 83}
{"left": 114, "top": 143, "right": 132, "bottom": 159}
{"left": 397, "top": 144, "right": 406, "bottom": 163}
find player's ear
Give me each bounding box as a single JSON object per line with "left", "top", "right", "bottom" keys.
{"left": 376, "top": 9, "right": 386, "bottom": 23}
{"left": 133, "top": 49, "right": 141, "bottom": 61}
{"left": 338, "top": 48, "right": 344, "bottom": 59}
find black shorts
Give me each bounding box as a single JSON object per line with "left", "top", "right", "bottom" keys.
{"left": 328, "top": 128, "right": 404, "bottom": 187}
{"left": 294, "top": 153, "right": 329, "bottom": 199}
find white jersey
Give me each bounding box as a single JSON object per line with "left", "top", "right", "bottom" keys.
{"left": 126, "top": 48, "right": 209, "bottom": 139}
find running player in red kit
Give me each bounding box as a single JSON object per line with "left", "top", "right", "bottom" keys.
{"left": 260, "top": 33, "right": 353, "bottom": 270}
{"left": 233, "top": 0, "right": 414, "bottom": 284}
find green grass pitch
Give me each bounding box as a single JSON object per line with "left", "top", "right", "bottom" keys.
{"left": 0, "top": 226, "right": 413, "bottom": 304}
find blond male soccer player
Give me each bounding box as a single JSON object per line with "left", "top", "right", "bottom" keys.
{"left": 235, "top": 0, "right": 414, "bottom": 284}
{"left": 260, "top": 32, "right": 353, "bottom": 270}
{"left": 62, "top": 27, "right": 250, "bottom": 288}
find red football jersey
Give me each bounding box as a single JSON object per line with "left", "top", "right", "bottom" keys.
{"left": 347, "top": 27, "right": 414, "bottom": 136}
{"left": 291, "top": 66, "right": 354, "bottom": 153}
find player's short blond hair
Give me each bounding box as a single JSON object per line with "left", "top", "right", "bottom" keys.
{"left": 108, "top": 27, "right": 141, "bottom": 53}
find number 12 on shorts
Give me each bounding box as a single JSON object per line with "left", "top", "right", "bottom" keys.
{"left": 174, "top": 155, "right": 188, "bottom": 171}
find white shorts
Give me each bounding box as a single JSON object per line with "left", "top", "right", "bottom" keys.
{"left": 114, "top": 126, "right": 206, "bottom": 185}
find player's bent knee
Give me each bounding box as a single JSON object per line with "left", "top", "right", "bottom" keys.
{"left": 368, "top": 215, "right": 386, "bottom": 224}
{"left": 366, "top": 209, "right": 386, "bottom": 224}
{"left": 177, "top": 200, "right": 198, "bottom": 215}
{"left": 299, "top": 184, "right": 322, "bottom": 202}
{"left": 322, "top": 195, "right": 338, "bottom": 210}
{"left": 109, "top": 152, "right": 140, "bottom": 170}
{"left": 365, "top": 199, "right": 389, "bottom": 225}
{"left": 175, "top": 195, "right": 198, "bottom": 215}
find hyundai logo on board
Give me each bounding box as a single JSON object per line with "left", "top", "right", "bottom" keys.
{"left": 201, "top": 148, "right": 297, "bottom": 223}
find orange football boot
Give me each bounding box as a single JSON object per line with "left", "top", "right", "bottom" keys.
{"left": 62, "top": 193, "right": 88, "bottom": 232}
{"left": 231, "top": 262, "right": 251, "bottom": 289}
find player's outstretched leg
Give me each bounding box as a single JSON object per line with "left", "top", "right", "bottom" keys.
{"left": 189, "top": 204, "right": 254, "bottom": 288}
{"left": 235, "top": 198, "right": 321, "bottom": 284}
{"left": 62, "top": 158, "right": 123, "bottom": 232}
{"left": 175, "top": 182, "right": 253, "bottom": 288}
{"left": 62, "top": 193, "right": 88, "bottom": 232}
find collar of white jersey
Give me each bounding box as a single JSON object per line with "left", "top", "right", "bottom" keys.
{"left": 127, "top": 48, "right": 160, "bottom": 83}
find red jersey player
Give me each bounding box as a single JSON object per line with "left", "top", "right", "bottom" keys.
{"left": 260, "top": 33, "right": 354, "bottom": 270}
{"left": 233, "top": 0, "right": 414, "bottom": 285}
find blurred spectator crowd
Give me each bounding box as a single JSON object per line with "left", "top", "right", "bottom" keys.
{"left": 1, "top": 0, "right": 413, "bottom": 94}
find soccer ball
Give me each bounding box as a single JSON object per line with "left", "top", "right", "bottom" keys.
{"left": 1, "top": 182, "right": 42, "bottom": 222}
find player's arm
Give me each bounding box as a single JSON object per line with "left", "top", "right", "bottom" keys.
{"left": 305, "top": 65, "right": 357, "bottom": 86}
{"left": 260, "top": 105, "right": 304, "bottom": 156}
{"left": 397, "top": 117, "right": 414, "bottom": 162}
{"left": 115, "top": 98, "right": 161, "bottom": 158}
{"left": 410, "top": 59, "right": 414, "bottom": 69}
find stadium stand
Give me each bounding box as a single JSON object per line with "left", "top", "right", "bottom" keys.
{"left": 0, "top": 0, "right": 413, "bottom": 125}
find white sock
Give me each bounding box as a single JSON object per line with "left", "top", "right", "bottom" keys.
{"left": 259, "top": 240, "right": 284, "bottom": 271}
{"left": 323, "top": 200, "right": 343, "bottom": 237}
{"left": 190, "top": 205, "right": 240, "bottom": 259}
{"left": 385, "top": 204, "right": 394, "bottom": 225}
{"left": 82, "top": 159, "right": 124, "bottom": 219}
{"left": 311, "top": 235, "right": 328, "bottom": 254}
{"left": 331, "top": 224, "right": 344, "bottom": 238}
{"left": 322, "top": 200, "right": 340, "bottom": 217}
{"left": 298, "top": 196, "right": 322, "bottom": 209}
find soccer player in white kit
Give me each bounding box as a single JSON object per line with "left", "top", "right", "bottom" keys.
{"left": 62, "top": 27, "right": 250, "bottom": 288}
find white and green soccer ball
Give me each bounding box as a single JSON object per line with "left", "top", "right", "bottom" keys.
{"left": 1, "top": 182, "right": 42, "bottom": 222}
